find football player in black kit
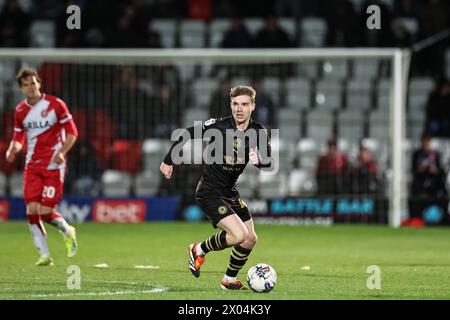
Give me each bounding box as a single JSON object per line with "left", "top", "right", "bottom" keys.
{"left": 160, "top": 85, "right": 273, "bottom": 290}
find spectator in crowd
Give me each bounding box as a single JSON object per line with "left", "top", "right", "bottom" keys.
{"left": 351, "top": 144, "right": 378, "bottom": 194}
{"left": 220, "top": 17, "right": 252, "bottom": 48}
{"left": 316, "top": 137, "right": 350, "bottom": 195}
{"left": 0, "top": 0, "right": 31, "bottom": 47}
{"left": 110, "top": 1, "right": 149, "bottom": 48}
{"left": 388, "top": 21, "right": 413, "bottom": 48}
{"left": 324, "top": 0, "right": 358, "bottom": 47}
{"left": 425, "top": 79, "right": 450, "bottom": 137}
{"left": 152, "top": 84, "right": 180, "bottom": 138}
{"left": 252, "top": 16, "right": 293, "bottom": 48}
{"left": 109, "top": 66, "right": 152, "bottom": 140}
{"left": 411, "top": 133, "right": 446, "bottom": 198}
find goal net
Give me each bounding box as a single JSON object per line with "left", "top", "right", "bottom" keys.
{"left": 0, "top": 48, "right": 410, "bottom": 227}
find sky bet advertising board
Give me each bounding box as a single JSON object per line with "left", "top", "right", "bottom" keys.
{"left": 2, "top": 196, "right": 180, "bottom": 223}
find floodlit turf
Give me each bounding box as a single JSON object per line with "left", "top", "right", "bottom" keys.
{"left": 1, "top": 222, "right": 450, "bottom": 300}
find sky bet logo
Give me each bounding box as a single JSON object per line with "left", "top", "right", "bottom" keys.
{"left": 271, "top": 198, "right": 375, "bottom": 215}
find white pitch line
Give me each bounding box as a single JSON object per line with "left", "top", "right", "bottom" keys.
{"left": 31, "top": 286, "right": 168, "bottom": 298}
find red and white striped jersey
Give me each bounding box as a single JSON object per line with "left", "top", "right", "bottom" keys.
{"left": 13, "top": 94, "right": 78, "bottom": 171}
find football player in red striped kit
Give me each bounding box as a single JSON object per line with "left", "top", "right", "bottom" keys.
{"left": 5, "top": 67, "right": 79, "bottom": 266}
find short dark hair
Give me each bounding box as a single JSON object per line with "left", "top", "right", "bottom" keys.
{"left": 16, "top": 67, "right": 41, "bottom": 87}
{"left": 230, "top": 85, "right": 256, "bottom": 104}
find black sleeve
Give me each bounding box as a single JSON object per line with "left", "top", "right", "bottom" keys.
{"left": 163, "top": 126, "right": 196, "bottom": 165}
{"left": 163, "top": 118, "right": 219, "bottom": 165}
{"left": 255, "top": 126, "right": 273, "bottom": 169}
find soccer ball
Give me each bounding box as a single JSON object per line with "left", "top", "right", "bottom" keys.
{"left": 246, "top": 263, "right": 277, "bottom": 293}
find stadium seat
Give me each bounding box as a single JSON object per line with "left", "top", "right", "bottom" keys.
{"left": 101, "top": 170, "right": 132, "bottom": 197}
{"left": 270, "top": 139, "right": 295, "bottom": 172}
{"left": 243, "top": 18, "right": 265, "bottom": 36}
{"left": 191, "top": 77, "right": 219, "bottom": 108}
{"left": 286, "top": 78, "right": 311, "bottom": 109}
{"left": 408, "top": 77, "right": 435, "bottom": 111}
{"left": 320, "top": 60, "right": 349, "bottom": 80}
{"left": 183, "top": 108, "right": 207, "bottom": 128}
{"left": 262, "top": 77, "right": 281, "bottom": 106}
{"left": 346, "top": 79, "right": 373, "bottom": 110}
{"left": 30, "top": 20, "right": 56, "bottom": 47}
{"left": 306, "top": 109, "right": 334, "bottom": 144}
{"left": 9, "top": 172, "right": 23, "bottom": 197}
{"left": 337, "top": 110, "right": 365, "bottom": 142}
{"left": 142, "top": 138, "right": 171, "bottom": 173}
{"left": 314, "top": 80, "right": 343, "bottom": 110}
{"left": 257, "top": 173, "right": 288, "bottom": 199}
{"left": 236, "top": 165, "right": 259, "bottom": 198}
{"left": 376, "top": 79, "right": 391, "bottom": 111}
{"left": 278, "top": 17, "right": 297, "bottom": 42}
{"left": 0, "top": 61, "right": 16, "bottom": 83}
{"left": 278, "top": 108, "right": 302, "bottom": 142}
{"left": 352, "top": 59, "right": 380, "bottom": 80}
{"left": 288, "top": 168, "right": 317, "bottom": 196}
{"left": 299, "top": 17, "right": 327, "bottom": 47}
{"left": 296, "top": 138, "right": 320, "bottom": 170}
{"left": 368, "top": 109, "right": 390, "bottom": 141}
{"left": 180, "top": 20, "right": 206, "bottom": 48}
{"left": 134, "top": 171, "right": 161, "bottom": 197}
{"left": 0, "top": 172, "right": 6, "bottom": 196}
{"left": 209, "top": 19, "right": 231, "bottom": 47}
{"left": 150, "top": 19, "right": 177, "bottom": 48}
{"left": 297, "top": 62, "right": 319, "bottom": 79}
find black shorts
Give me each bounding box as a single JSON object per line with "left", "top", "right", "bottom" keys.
{"left": 196, "top": 188, "right": 251, "bottom": 228}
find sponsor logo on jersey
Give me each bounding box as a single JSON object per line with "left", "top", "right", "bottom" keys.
{"left": 23, "top": 120, "right": 51, "bottom": 130}
{"left": 218, "top": 206, "right": 228, "bottom": 215}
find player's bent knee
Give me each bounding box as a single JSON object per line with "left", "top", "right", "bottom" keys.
{"left": 243, "top": 233, "right": 258, "bottom": 248}
{"left": 248, "top": 233, "right": 258, "bottom": 246}
{"left": 26, "top": 203, "right": 39, "bottom": 215}
{"left": 229, "top": 228, "right": 248, "bottom": 245}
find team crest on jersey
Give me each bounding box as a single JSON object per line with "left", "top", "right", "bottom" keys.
{"left": 218, "top": 206, "right": 228, "bottom": 215}
{"left": 41, "top": 108, "right": 49, "bottom": 117}
{"left": 233, "top": 138, "right": 242, "bottom": 149}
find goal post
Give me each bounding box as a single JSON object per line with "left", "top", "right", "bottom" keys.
{"left": 0, "top": 48, "right": 411, "bottom": 227}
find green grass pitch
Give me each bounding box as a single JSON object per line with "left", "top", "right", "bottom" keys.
{"left": 1, "top": 222, "right": 450, "bottom": 300}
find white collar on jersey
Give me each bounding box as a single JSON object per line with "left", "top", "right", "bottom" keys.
{"left": 25, "top": 93, "right": 46, "bottom": 108}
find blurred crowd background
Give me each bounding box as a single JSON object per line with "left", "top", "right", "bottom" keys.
{"left": 0, "top": 0, "right": 450, "bottom": 220}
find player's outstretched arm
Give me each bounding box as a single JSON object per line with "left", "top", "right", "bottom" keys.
{"left": 5, "top": 141, "right": 23, "bottom": 163}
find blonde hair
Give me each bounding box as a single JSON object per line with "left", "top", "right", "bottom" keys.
{"left": 229, "top": 85, "right": 256, "bottom": 104}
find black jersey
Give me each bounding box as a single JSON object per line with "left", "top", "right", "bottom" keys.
{"left": 163, "top": 116, "right": 272, "bottom": 195}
